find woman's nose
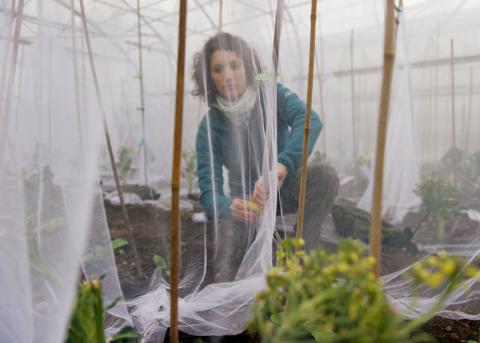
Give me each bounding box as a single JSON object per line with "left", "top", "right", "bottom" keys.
{"left": 223, "top": 68, "right": 233, "bottom": 81}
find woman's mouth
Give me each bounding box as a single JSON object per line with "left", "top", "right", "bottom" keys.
{"left": 224, "top": 84, "right": 236, "bottom": 91}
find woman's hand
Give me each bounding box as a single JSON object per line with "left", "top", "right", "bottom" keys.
{"left": 230, "top": 198, "right": 260, "bottom": 223}
{"left": 252, "top": 178, "right": 268, "bottom": 207}
{"left": 277, "top": 163, "right": 288, "bottom": 188}
{"left": 252, "top": 163, "right": 288, "bottom": 207}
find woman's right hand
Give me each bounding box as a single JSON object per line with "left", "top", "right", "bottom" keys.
{"left": 230, "top": 198, "right": 259, "bottom": 224}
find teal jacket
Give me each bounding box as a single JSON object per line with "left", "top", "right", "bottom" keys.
{"left": 195, "top": 83, "right": 322, "bottom": 218}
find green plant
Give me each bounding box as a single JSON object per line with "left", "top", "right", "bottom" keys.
{"left": 67, "top": 278, "right": 138, "bottom": 343}
{"left": 410, "top": 251, "right": 478, "bottom": 291}
{"left": 111, "top": 238, "right": 128, "bottom": 254}
{"left": 84, "top": 238, "right": 128, "bottom": 263}
{"left": 153, "top": 254, "right": 170, "bottom": 276}
{"left": 249, "top": 239, "right": 479, "bottom": 343}
{"left": 182, "top": 150, "right": 197, "bottom": 194}
{"left": 116, "top": 145, "right": 134, "bottom": 184}
{"left": 415, "top": 175, "right": 458, "bottom": 240}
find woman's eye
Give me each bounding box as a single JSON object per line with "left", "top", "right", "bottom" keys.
{"left": 231, "top": 62, "right": 239, "bottom": 70}
{"left": 213, "top": 66, "right": 222, "bottom": 74}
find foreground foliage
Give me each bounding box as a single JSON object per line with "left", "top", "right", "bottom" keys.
{"left": 67, "top": 278, "right": 138, "bottom": 343}
{"left": 415, "top": 175, "right": 458, "bottom": 240}
{"left": 250, "top": 239, "right": 478, "bottom": 343}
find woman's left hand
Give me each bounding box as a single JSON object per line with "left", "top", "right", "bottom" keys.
{"left": 252, "top": 163, "right": 288, "bottom": 207}
{"left": 277, "top": 163, "right": 288, "bottom": 188}
{"left": 252, "top": 178, "right": 268, "bottom": 207}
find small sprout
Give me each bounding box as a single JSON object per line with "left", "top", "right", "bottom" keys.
{"left": 111, "top": 238, "right": 128, "bottom": 253}
{"left": 153, "top": 254, "right": 169, "bottom": 276}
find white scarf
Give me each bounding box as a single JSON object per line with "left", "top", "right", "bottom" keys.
{"left": 213, "top": 86, "right": 257, "bottom": 127}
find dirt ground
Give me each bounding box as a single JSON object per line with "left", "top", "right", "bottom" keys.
{"left": 104, "top": 200, "right": 480, "bottom": 342}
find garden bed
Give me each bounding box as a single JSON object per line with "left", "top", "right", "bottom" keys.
{"left": 104, "top": 199, "right": 480, "bottom": 342}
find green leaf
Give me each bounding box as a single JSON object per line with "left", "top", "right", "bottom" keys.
{"left": 109, "top": 326, "right": 139, "bottom": 342}
{"left": 105, "top": 296, "right": 122, "bottom": 311}
{"left": 111, "top": 239, "right": 128, "bottom": 252}
{"left": 153, "top": 254, "right": 167, "bottom": 271}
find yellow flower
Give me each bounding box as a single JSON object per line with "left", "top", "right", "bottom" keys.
{"left": 428, "top": 273, "right": 444, "bottom": 288}
{"left": 465, "top": 266, "right": 479, "bottom": 278}
{"left": 440, "top": 260, "right": 456, "bottom": 276}
{"left": 338, "top": 262, "right": 349, "bottom": 273}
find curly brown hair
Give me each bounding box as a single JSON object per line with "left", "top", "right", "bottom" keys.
{"left": 191, "top": 32, "right": 263, "bottom": 104}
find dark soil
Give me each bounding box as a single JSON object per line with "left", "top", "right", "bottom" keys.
{"left": 162, "top": 329, "right": 260, "bottom": 343}
{"left": 422, "top": 317, "right": 480, "bottom": 342}
{"left": 104, "top": 200, "right": 480, "bottom": 342}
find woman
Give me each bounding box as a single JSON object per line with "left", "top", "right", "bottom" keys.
{"left": 192, "top": 33, "right": 338, "bottom": 281}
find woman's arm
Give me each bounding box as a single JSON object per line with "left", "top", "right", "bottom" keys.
{"left": 196, "top": 115, "right": 232, "bottom": 218}
{"left": 276, "top": 83, "right": 322, "bottom": 176}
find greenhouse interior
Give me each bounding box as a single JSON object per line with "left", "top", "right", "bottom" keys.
{"left": 1, "top": 0, "right": 480, "bottom": 342}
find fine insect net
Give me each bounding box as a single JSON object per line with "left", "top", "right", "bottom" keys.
{"left": 1, "top": 0, "right": 480, "bottom": 342}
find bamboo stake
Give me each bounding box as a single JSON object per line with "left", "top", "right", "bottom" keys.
{"left": 450, "top": 38, "right": 457, "bottom": 188}
{"left": 285, "top": 8, "right": 306, "bottom": 98}
{"left": 272, "top": 0, "right": 284, "bottom": 75}
{"left": 78, "top": 0, "right": 143, "bottom": 277}
{"left": 315, "top": 30, "right": 327, "bottom": 156}
{"left": 137, "top": 0, "right": 150, "bottom": 189}
{"left": 0, "top": 0, "right": 16, "bottom": 115}
{"left": 350, "top": 29, "right": 358, "bottom": 198}
{"left": 433, "top": 32, "right": 439, "bottom": 158}
{"left": 48, "top": 40, "right": 53, "bottom": 160}
{"left": 80, "top": 26, "right": 87, "bottom": 119}
{"left": 465, "top": 67, "right": 473, "bottom": 154}
{"left": 218, "top": 0, "right": 223, "bottom": 32}
{"left": 14, "top": 44, "right": 25, "bottom": 134}
{"left": 295, "top": 0, "right": 317, "bottom": 247}
{"left": 450, "top": 39, "right": 457, "bottom": 149}
{"left": 170, "top": 1, "right": 187, "bottom": 342}
{"left": 266, "top": 0, "right": 284, "bottom": 172}
{"left": 70, "top": 0, "right": 86, "bottom": 163}
{"left": 0, "top": 0, "right": 24, "bottom": 159}
{"left": 369, "top": 0, "right": 397, "bottom": 277}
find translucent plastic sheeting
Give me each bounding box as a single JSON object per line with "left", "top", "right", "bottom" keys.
{"left": 126, "top": 7, "right": 283, "bottom": 340}
{"left": 0, "top": 0, "right": 130, "bottom": 342}
{"left": 357, "top": 10, "right": 422, "bottom": 224}
{"left": 1, "top": 0, "right": 480, "bottom": 342}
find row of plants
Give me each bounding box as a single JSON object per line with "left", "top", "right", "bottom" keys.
{"left": 68, "top": 237, "right": 479, "bottom": 342}
{"left": 112, "top": 144, "right": 199, "bottom": 194}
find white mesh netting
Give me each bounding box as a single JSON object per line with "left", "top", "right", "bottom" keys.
{"left": 1, "top": 0, "right": 480, "bottom": 342}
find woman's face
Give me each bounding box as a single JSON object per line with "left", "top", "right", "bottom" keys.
{"left": 210, "top": 50, "right": 247, "bottom": 100}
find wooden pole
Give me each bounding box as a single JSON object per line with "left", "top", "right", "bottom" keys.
{"left": 369, "top": 0, "right": 397, "bottom": 277}
{"left": 0, "top": 0, "right": 16, "bottom": 116}
{"left": 465, "top": 67, "right": 473, "bottom": 154}
{"left": 433, "top": 32, "right": 439, "bottom": 159}
{"left": 272, "top": 0, "right": 284, "bottom": 75}
{"left": 295, "top": 0, "right": 317, "bottom": 247}
{"left": 70, "top": 0, "right": 86, "bottom": 163}
{"left": 14, "top": 44, "right": 25, "bottom": 133}
{"left": 450, "top": 39, "right": 457, "bottom": 149}
{"left": 218, "top": 0, "right": 223, "bottom": 32}
{"left": 0, "top": 0, "right": 24, "bottom": 158}
{"left": 170, "top": 1, "right": 187, "bottom": 342}
{"left": 315, "top": 28, "right": 327, "bottom": 156}
{"left": 48, "top": 40, "right": 53, "bottom": 160}
{"left": 266, "top": 0, "right": 284, "bottom": 172}
{"left": 450, "top": 38, "right": 457, "bottom": 188}
{"left": 78, "top": 0, "right": 143, "bottom": 277}
{"left": 137, "top": 0, "right": 150, "bottom": 188}
{"left": 350, "top": 29, "right": 358, "bottom": 196}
